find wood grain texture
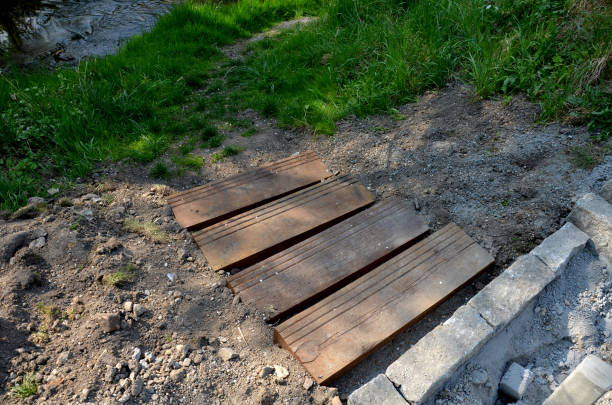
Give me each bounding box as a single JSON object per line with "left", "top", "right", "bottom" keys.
{"left": 168, "top": 152, "right": 330, "bottom": 230}
{"left": 193, "top": 175, "right": 375, "bottom": 271}
{"left": 228, "top": 199, "right": 429, "bottom": 321}
{"left": 274, "top": 223, "right": 494, "bottom": 385}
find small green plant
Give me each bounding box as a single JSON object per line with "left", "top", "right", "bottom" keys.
{"left": 172, "top": 154, "right": 203, "bottom": 170}
{"left": 149, "top": 162, "right": 170, "bottom": 179}
{"left": 102, "top": 263, "right": 138, "bottom": 287}
{"left": 123, "top": 218, "right": 169, "bottom": 242}
{"left": 500, "top": 199, "right": 509, "bottom": 207}
{"left": 102, "top": 193, "right": 114, "bottom": 204}
{"left": 10, "top": 373, "right": 38, "bottom": 398}
{"left": 166, "top": 333, "right": 173, "bottom": 342}
{"left": 212, "top": 145, "right": 244, "bottom": 163}
{"left": 569, "top": 142, "right": 612, "bottom": 170}
{"left": 70, "top": 216, "right": 82, "bottom": 230}
{"left": 240, "top": 127, "right": 256, "bottom": 137}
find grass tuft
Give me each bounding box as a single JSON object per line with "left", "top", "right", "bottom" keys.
{"left": 123, "top": 218, "right": 169, "bottom": 242}
{"left": 10, "top": 374, "right": 38, "bottom": 399}
{"left": 102, "top": 263, "right": 138, "bottom": 287}
{"left": 212, "top": 145, "right": 245, "bottom": 163}
{"left": 149, "top": 162, "right": 171, "bottom": 179}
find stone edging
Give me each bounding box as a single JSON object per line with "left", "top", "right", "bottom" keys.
{"left": 348, "top": 195, "right": 612, "bottom": 404}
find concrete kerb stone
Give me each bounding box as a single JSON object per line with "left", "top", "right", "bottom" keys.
{"left": 385, "top": 305, "right": 494, "bottom": 404}
{"left": 567, "top": 193, "right": 612, "bottom": 260}
{"left": 347, "top": 374, "right": 408, "bottom": 405}
{"left": 599, "top": 178, "right": 612, "bottom": 204}
{"left": 383, "top": 223, "right": 591, "bottom": 404}
{"left": 543, "top": 355, "right": 612, "bottom": 405}
{"left": 467, "top": 254, "right": 554, "bottom": 330}
{"left": 531, "top": 222, "right": 590, "bottom": 274}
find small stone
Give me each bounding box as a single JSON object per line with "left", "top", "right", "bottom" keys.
{"left": 274, "top": 365, "right": 289, "bottom": 380}
{"left": 123, "top": 301, "right": 133, "bottom": 312}
{"left": 81, "top": 193, "right": 100, "bottom": 201}
{"left": 167, "top": 273, "right": 176, "bottom": 282}
{"left": 79, "top": 388, "right": 90, "bottom": 401}
{"left": 28, "top": 237, "right": 46, "bottom": 249}
{"left": 471, "top": 369, "right": 488, "bottom": 385}
{"left": 331, "top": 396, "right": 342, "bottom": 405}
{"left": 232, "top": 295, "right": 241, "bottom": 305}
{"left": 169, "top": 369, "right": 186, "bottom": 382}
{"left": 258, "top": 366, "right": 274, "bottom": 378}
{"left": 218, "top": 348, "right": 238, "bottom": 362}
{"left": 144, "top": 351, "right": 155, "bottom": 362}
{"left": 181, "top": 358, "right": 191, "bottom": 367}
{"left": 56, "top": 351, "right": 72, "bottom": 366}
{"left": 131, "top": 377, "right": 144, "bottom": 396}
{"left": 133, "top": 304, "right": 145, "bottom": 317}
{"left": 499, "top": 362, "right": 533, "bottom": 400}
{"left": 175, "top": 344, "right": 191, "bottom": 360}
{"left": 303, "top": 376, "right": 314, "bottom": 390}
{"left": 163, "top": 206, "right": 173, "bottom": 217}
{"left": 98, "top": 313, "right": 121, "bottom": 333}
{"left": 191, "top": 353, "right": 203, "bottom": 364}
{"left": 132, "top": 347, "right": 142, "bottom": 361}
{"left": 28, "top": 196, "right": 45, "bottom": 204}
{"left": 47, "top": 188, "right": 60, "bottom": 196}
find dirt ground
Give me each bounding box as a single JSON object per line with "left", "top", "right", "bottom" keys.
{"left": 1, "top": 74, "right": 611, "bottom": 404}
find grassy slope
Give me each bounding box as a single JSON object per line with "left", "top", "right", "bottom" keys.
{"left": 229, "top": 0, "right": 611, "bottom": 135}
{"left": 0, "top": 0, "right": 319, "bottom": 210}
{"left": 0, "top": 0, "right": 610, "bottom": 210}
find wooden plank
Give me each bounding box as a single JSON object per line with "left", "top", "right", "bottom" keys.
{"left": 228, "top": 199, "right": 429, "bottom": 321}
{"left": 193, "top": 175, "right": 375, "bottom": 271}
{"left": 168, "top": 152, "right": 331, "bottom": 230}
{"left": 274, "top": 224, "right": 494, "bottom": 385}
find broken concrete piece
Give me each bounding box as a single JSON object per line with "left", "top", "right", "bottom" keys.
{"left": 348, "top": 374, "right": 407, "bottom": 405}
{"left": 531, "top": 222, "right": 590, "bottom": 274}
{"left": 600, "top": 178, "right": 612, "bottom": 204}
{"left": 567, "top": 193, "right": 612, "bottom": 259}
{"left": 468, "top": 254, "right": 554, "bottom": 330}
{"left": 385, "top": 305, "right": 494, "bottom": 404}
{"left": 543, "top": 355, "right": 612, "bottom": 405}
{"left": 499, "top": 362, "right": 533, "bottom": 400}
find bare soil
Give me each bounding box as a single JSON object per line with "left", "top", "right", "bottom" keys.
{"left": 1, "top": 66, "right": 610, "bottom": 405}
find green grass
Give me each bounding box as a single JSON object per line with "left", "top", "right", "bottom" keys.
{"left": 212, "top": 145, "right": 245, "bottom": 162}
{"left": 1, "top": 0, "right": 610, "bottom": 211}
{"left": 226, "top": 0, "right": 611, "bottom": 135}
{"left": 10, "top": 373, "right": 38, "bottom": 398}
{"left": 149, "top": 162, "right": 171, "bottom": 179}
{"left": 0, "top": 0, "right": 321, "bottom": 210}
{"left": 102, "top": 263, "right": 138, "bottom": 287}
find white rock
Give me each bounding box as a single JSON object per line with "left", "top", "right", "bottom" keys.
{"left": 123, "top": 301, "right": 133, "bottom": 312}
{"left": 274, "top": 365, "right": 289, "bottom": 380}
{"left": 132, "top": 348, "right": 142, "bottom": 361}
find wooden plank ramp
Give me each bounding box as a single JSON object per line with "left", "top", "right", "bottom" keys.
{"left": 274, "top": 223, "right": 494, "bottom": 385}
{"left": 167, "top": 152, "right": 330, "bottom": 230}
{"left": 228, "top": 199, "right": 429, "bottom": 321}
{"left": 193, "top": 175, "right": 375, "bottom": 271}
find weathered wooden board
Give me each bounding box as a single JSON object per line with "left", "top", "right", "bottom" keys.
{"left": 193, "top": 175, "right": 375, "bottom": 271}
{"left": 168, "top": 152, "right": 330, "bottom": 230}
{"left": 274, "top": 223, "right": 494, "bottom": 385}
{"left": 228, "top": 199, "right": 429, "bottom": 321}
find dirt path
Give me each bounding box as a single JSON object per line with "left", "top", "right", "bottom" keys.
{"left": 1, "top": 19, "right": 611, "bottom": 405}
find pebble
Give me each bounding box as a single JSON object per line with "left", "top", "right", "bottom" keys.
{"left": 28, "top": 196, "right": 45, "bottom": 204}
{"left": 274, "top": 365, "right": 289, "bottom": 380}
{"left": 131, "top": 377, "right": 144, "bottom": 396}
{"left": 123, "top": 301, "right": 133, "bottom": 312}
{"left": 303, "top": 376, "right": 314, "bottom": 390}
{"left": 258, "top": 366, "right": 274, "bottom": 378}
{"left": 133, "top": 304, "right": 146, "bottom": 317}
{"left": 29, "top": 237, "right": 46, "bottom": 249}
{"left": 169, "top": 369, "right": 186, "bottom": 382}
{"left": 132, "top": 347, "right": 142, "bottom": 361}
{"left": 471, "top": 369, "right": 488, "bottom": 385}
{"left": 181, "top": 358, "right": 191, "bottom": 367}
{"left": 56, "top": 351, "right": 72, "bottom": 366}
{"left": 218, "top": 348, "right": 238, "bottom": 362}
{"left": 98, "top": 313, "right": 121, "bottom": 333}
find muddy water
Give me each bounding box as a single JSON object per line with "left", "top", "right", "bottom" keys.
{"left": 1, "top": 0, "right": 178, "bottom": 66}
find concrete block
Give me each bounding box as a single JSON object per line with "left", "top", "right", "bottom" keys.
{"left": 385, "top": 305, "right": 494, "bottom": 404}
{"left": 499, "top": 362, "right": 533, "bottom": 400}
{"left": 600, "top": 178, "right": 612, "bottom": 204}
{"left": 543, "top": 355, "right": 612, "bottom": 405}
{"left": 348, "top": 374, "right": 407, "bottom": 405}
{"left": 567, "top": 193, "right": 612, "bottom": 259}
{"left": 467, "top": 254, "right": 555, "bottom": 329}
{"left": 531, "top": 222, "right": 590, "bottom": 274}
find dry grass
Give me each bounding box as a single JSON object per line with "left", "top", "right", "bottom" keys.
{"left": 123, "top": 218, "right": 169, "bottom": 242}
